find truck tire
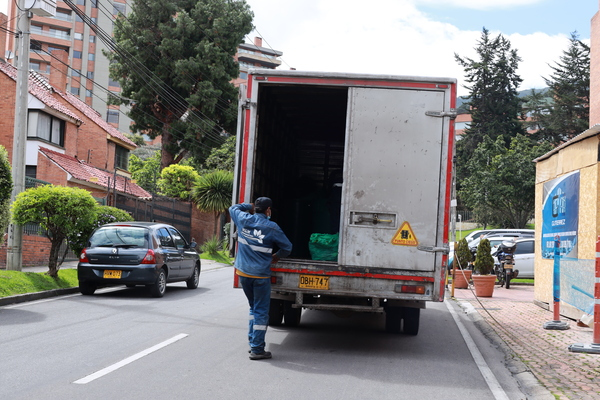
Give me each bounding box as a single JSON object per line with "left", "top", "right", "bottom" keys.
{"left": 402, "top": 307, "right": 420, "bottom": 336}
{"left": 283, "top": 301, "right": 302, "bottom": 327}
{"left": 269, "top": 299, "right": 284, "bottom": 326}
{"left": 385, "top": 307, "right": 402, "bottom": 333}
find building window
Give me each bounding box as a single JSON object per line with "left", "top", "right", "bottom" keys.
{"left": 74, "top": 32, "right": 83, "bottom": 40}
{"left": 87, "top": 71, "right": 94, "bottom": 79}
{"left": 91, "top": 0, "right": 97, "bottom": 7}
{"left": 73, "top": 51, "right": 82, "bottom": 59}
{"left": 86, "top": 89, "right": 93, "bottom": 97}
{"left": 28, "top": 111, "right": 65, "bottom": 147}
{"left": 108, "top": 78, "right": 120, "bottom": 87}
{"left": 107, "top": 109, "right": 119, "bottom": 124}
{"left": 30, "top": 42, "right": 42, "bottom": 51}
{"left": 70, "top": 87, "right": 80, "bottom": 95}
{"left": 25, "top": 166, "right": 37, "bottom": 179}
{"left": 239, "top": 71, "right": 247, "bottom": 80}
{"left": 115, "top": 145, "right": 128, "bottom": 170}
{"left": 88, "top": 53, "right": 95, "bottom": 61}
{"left": 89, "top": 35, "right": 96, "bottom": 43}
{"left": 76, "top": 0, "right": 85, "bottom": 5}
{"left": 71, "top": 69, "right": 81, "bottom": 77}
{"left": 113, "top": 3, "right": 126, "bottom": 14}
{"left": 75, "top": 15, "right": 83, "bottom": 23}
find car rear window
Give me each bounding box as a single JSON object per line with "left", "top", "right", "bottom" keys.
{"left": 89, "top": 226, "right": 149, "bottom": 248}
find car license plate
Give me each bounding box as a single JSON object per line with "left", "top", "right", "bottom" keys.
{"left": 299, "top": 275, "right": 329, "bottom": 290}
{"left": 103, "top": 270, "right": 122, "bottom": 279}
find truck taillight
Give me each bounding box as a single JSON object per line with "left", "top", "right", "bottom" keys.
{"left": 141, "top": 249, "right": 156, "bottom": 264}
{"left": 398, "top": 285, "right": 425, "bottom": 294}
{"left": 271, "top": 276, "right": 280, "bottom": 284}
{"left": 79, "top": 249, "right": 89, "bottom": 263}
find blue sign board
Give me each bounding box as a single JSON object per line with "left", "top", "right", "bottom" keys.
{"left": 541, "top": 171, "right": 580, "bottom": 259}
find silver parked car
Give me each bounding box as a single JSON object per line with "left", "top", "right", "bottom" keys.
{"left": 77, "top": 222, "right": 200, "bottom": 297}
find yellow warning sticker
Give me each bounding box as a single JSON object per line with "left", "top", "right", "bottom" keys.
{"left": 391, "top": 221, "right": 418, "bottom": 246}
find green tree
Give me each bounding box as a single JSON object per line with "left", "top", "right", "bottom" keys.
{"left": 455, "top": 238, "right": 472, "bottom": 270}
{"left": 108, "top": 0, "right": 253, "bottom": 169}
{"left": 157, "top": 164, "right": 200, "bottom": 200}
{"left": 202, "top": 135, "right": 236, "bottom": 172}
{"left": 68, "top": 205, "right": 133, "bottom": 257}
{"left": 473, "top": 238, "right": 494, "bottom": 275}
{"left": 455, "top": 28, "right": 525, "bottom": 182}
{"left": 525, "top": 32, "right": 590, "bottom": 145}
{"left": 11, "top": 186, "right": 98, "bottom": 277}
{"left": 0, "top": 145, "right": 12, "bottom": 246}
{"left": 129, "top": 151, "right": 161, "bottom": 193}
{"left": 191, "top": 170, "right": 233, "bottom": 237}
{"left": 460, "top": 135, "right": 553, "bottom": 228}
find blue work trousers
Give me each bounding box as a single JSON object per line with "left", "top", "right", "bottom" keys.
{"left": 239, "top": 276, "right": 271, "bottom": 353}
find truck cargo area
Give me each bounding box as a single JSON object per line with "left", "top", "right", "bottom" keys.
{"left": 251, "top": 84, "right": 348, "bottom": 259}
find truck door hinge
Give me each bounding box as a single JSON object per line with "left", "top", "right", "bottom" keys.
{"left": 242, "top": 99, "right": 255, "bottom": 109}
{"left": 417, "top": 245, "right": 449, "bottom": 254}
{"left": 425, "top": 109, "right": 457, "bottom": 119}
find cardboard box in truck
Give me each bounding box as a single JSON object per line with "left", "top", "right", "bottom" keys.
{"left": 232, "top": 69, "right": 456, "bottom": 335}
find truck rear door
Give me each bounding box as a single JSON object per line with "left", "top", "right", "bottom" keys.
{"left": 340, "top": 87, "right": 450, "bottom": 271}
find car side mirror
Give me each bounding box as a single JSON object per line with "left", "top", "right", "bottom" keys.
{"left": 190, "top": 241, "right": 197, "bottom": 249}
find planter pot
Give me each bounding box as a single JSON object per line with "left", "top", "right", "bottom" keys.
{"left": 472, "top": 274, "right": 496, "bottom": 297}
{"left": 453, "top": 269, "right": 472, "bottom": 289}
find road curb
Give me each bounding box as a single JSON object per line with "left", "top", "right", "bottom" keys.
{"left": 0, "top": 287, "right": 80, "bottom": 307}
{"left": 454, "top": 298, "right": 555, "bottom": 400}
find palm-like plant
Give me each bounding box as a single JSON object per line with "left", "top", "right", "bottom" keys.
{"left": 191, "top": 170, "right": 233, "bottom": 237}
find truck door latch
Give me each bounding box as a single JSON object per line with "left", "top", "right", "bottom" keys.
{"left": 417, "top": 245, "right": 449, "bottom": 254}
{"left": 425, "top": 109, "right": 457, "bottom": 119}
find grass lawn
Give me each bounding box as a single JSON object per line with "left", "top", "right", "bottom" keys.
{"left": 1, "top": 252, "right": 233, "bottom": 298}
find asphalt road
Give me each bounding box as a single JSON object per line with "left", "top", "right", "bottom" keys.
{"left": 0, "top": 265, "right": 531, "bottom": 400}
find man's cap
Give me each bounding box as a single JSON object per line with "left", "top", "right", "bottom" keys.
{"left": 255, "top": 197, "right": 273, "bottom": 210}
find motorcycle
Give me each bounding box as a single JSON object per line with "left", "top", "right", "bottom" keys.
{"left": 494, "top": 240, "right": 519, "bottom": 289}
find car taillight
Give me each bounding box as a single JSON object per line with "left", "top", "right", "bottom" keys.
{"left": 79, "top": 249, "right": 89, "bottom": 263}
{"left": 141, "top": 249, "right": 156, "bottom": 264}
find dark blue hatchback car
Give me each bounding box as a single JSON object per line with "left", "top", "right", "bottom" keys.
{"left": 77, "top": 222, "right": 200, "bottom": 297}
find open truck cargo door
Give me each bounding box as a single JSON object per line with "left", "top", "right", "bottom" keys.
{"left": 340, "top": 87, "right": 449, "bottom": 272}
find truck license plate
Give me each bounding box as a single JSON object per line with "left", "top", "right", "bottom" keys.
{"left": 103, "top": 270, "right": 122, "bottom": 279}
{"left": 299, "top": 275, "right": 329, "bottom": 290}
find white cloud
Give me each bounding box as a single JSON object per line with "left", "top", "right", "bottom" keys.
{"left": 413, "top": 0, "right": 545, "bottom": 10}
{"left": 247, "top": 0, "right": 574, "bottom": 97}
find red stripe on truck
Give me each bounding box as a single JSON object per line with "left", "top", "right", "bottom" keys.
{"left": 271, "top": 267, "right": 435, "bottom": 282}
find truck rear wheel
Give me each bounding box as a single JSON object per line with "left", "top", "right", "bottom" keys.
{"left": 403, "top": 307, "right": 420, "bottom": 335}
{"left": 269, "top": 299, "right": 284, "bottom": 326}
{"left": 385, "top": 307, "right": 402, "bottom": 333}
{"left": 283, "top": 301, "right": 302, "bottom": 327}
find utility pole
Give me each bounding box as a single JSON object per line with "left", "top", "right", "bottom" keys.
{"left": 6, "top": 0, "right": 56, "bottom": 270}
{"left": 6, "top": 1, "right": 32, "bottom": 271}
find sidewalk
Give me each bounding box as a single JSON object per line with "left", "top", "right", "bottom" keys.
{"left": 452, "top": 284, "right": 600, "bottom": 400}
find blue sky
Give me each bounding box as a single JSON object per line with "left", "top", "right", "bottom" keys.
{"left": 245, "top": 0, "right": 597, "bottom": 96}
{"left": 419, "top": 0, "right": 595, "bottom": 38}
{"left": 0, "top": 0, "right": 595, "bottom": 97}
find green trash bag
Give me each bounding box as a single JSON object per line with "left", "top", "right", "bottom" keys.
{"left": 308, "top": 233, "right": 339, "bottom": 261}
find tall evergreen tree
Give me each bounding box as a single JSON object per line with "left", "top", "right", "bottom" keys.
{"left": 525, "top": 32, "right": 590, "bottom": 145}
{"left": 454, "top": 28, "right": 525, "bottom": 181}
{"left": 108, "top": 0, "right": 253, "bottom": 169}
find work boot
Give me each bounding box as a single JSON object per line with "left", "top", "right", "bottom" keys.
{"left": 249, "top": 351, "right": 272, "bottom": 360}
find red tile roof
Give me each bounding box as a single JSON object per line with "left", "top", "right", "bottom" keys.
{"left": 57, "top": 91, "right": 136, "bottom": 147}
{"left": 0, "top": 61, "right": 82, "bottom": 122}
{"left": 39, "top": 147, "right": 152, "bottom": 199}
{"left": 0, "top": 61, "right": 136, "bottom": 148}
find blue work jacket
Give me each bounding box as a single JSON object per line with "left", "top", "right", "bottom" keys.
{"left": 229, "top": 203, "right": 293, "bottom": 278}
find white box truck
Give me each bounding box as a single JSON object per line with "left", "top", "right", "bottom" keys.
{"left": 232, "top": 69, "right": 456, "bottom": 335}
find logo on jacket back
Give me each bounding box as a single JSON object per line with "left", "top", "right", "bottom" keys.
{"left": 241, "top": 228, "right": 265, "bottom": 244}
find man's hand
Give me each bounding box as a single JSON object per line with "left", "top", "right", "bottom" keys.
{"left": 271, "top": 254, "right": 280, "bottom": 264}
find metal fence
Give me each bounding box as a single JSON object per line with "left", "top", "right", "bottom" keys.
{"left": 114, "top": 193, "right": 192, "bottom": 240}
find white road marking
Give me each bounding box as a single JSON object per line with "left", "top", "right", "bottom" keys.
{"left": 73, "top": 333, "right": 188, "bottom": 384}
{"left": 445, "top": 300, "right": 510, "bottom": 400}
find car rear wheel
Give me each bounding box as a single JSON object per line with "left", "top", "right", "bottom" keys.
{"left": 149, "top": 268, "right": 167, "bottom": 298}
{"left": 79, "top": 281, "right": 97, "bottom": 296}
{"left": 186, "top": 264, "right": 200, "bottom": 289}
